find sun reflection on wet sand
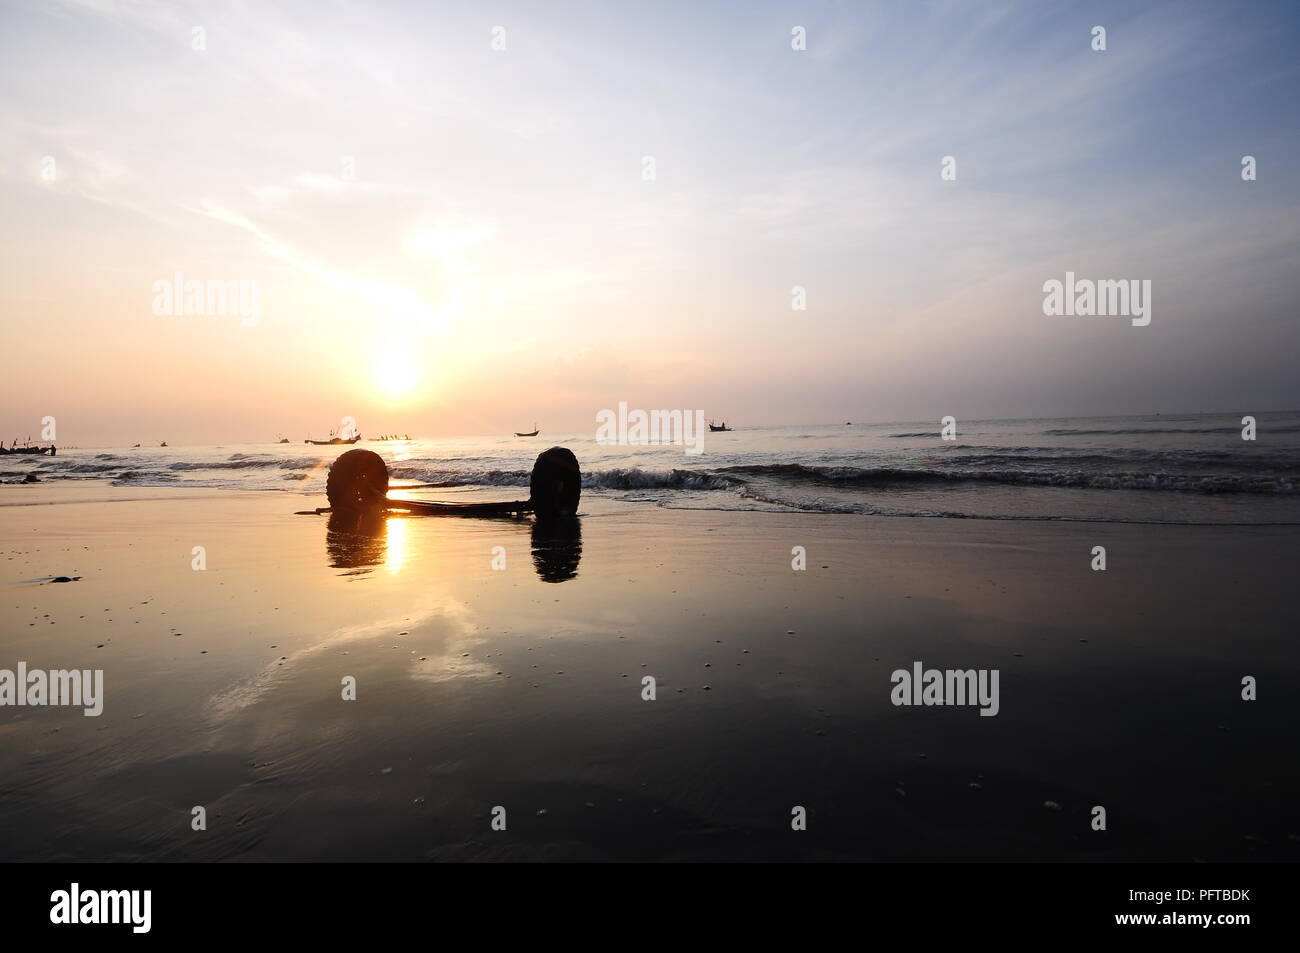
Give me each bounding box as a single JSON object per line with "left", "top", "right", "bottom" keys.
{"left": 385, "top": 515, "right": 409, "bottom": 575}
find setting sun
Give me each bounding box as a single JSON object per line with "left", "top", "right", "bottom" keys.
{"left": 374, "top": 349, "right": 420, "bottom": 400}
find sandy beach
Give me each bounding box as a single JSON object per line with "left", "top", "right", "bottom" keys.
{"left": 8, "top": 0, "right": 1300, "bottom": 934}
{"left": 2, "top": 484, "right": 1295, "bottom": 862}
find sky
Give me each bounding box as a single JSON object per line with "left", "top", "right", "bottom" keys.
{"left": 1, "top": 0, "right": 1298, "bottom": 445}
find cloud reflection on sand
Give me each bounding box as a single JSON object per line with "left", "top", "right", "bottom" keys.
{"left": 203, "top": 596, "right": 492, "bottom": 724}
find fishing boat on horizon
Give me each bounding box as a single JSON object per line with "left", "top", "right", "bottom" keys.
{"left": 306, "top": 434, "right": 362, "bottom": 445}
{"left": 306, "top": 425, "right": 361, "bottom": 445}
{"left": 514, "top": 422, "right": 540, "bottom": 437}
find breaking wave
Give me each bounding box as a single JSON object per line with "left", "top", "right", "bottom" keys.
{"left": 389, "top": 465, "right": 734, "bottom": 491}
{"left": 718, "top": 463, "right": 1297, "bottom": 494}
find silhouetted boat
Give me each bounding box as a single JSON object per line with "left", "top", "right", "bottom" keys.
{"left": 515, "top": 423, "right": 539, "bottom": 437}
{"left": 0, "top": 446, "right": 51, "bottom": 455}
{"left": 306, "top": 435, "right": 361, "bottom": 445}
{"left": 708, "top": 422, "right": 732, "bottom": 432}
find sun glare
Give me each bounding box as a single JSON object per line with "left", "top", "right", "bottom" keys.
{"left": 375, "top": 350, "right": 420, "bottom": 400}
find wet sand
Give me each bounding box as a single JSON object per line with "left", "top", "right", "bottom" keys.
{"left": 1, "top": 486, "right": 1297, "bottom": 861}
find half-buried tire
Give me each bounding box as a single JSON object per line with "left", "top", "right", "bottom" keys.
{"left": 529, "top": 447, "right": 582, "bottom": 519}
{"left": 326, "top": 445, "right": 581, "bottom": 519}
{"left": 326, "top": 448, "right": 390, "bottom": 514}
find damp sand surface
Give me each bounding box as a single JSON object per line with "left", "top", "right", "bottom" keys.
{"left": 1, "top": 486, "right": 1297, "bottom": 861}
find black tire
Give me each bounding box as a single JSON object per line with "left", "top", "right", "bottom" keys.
{"left": 327, "top": 449, "right": 390, "bottom": 514}
{"left": 529, "top": 446, "right": 581, "bottom": 519}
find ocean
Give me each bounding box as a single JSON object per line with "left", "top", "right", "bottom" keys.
{"left": 6, "top": 412, "right": 1299, "bottom": 524}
